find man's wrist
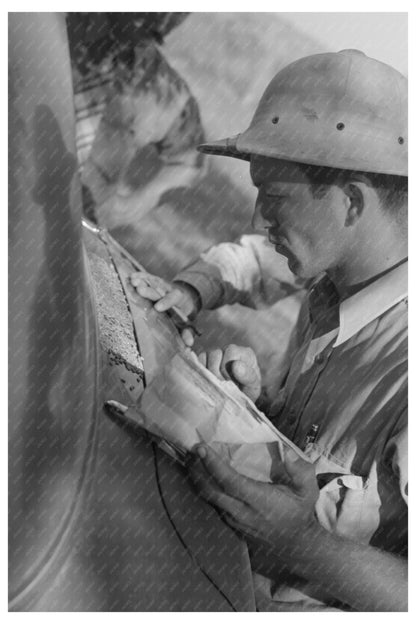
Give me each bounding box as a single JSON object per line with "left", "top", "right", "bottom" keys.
{"left": 271, "top": 519, "right": 329, "bottom": 577}
{"left": 265, "top": 519, "right": 408, "bottom": 611}
{"left": 172, "top": 280, "right": 202, "bottom": 318}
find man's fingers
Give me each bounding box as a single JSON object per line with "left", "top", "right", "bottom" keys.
{"left": 130, "top": 274, "right": 194, "bottom": 318}
{"left": 130, "top": 272, "right": 145, "bottom": 286}
{"left": 198, "top": 486, "right": 250, "bottom": 522}
{"left": 231, "top": 360, "right": 261, "bottom": 389}
{"left": 154, "top": 289, "right": 182, "bottom": 312}
{"left": 218, "top": 345, "right": 261, "bottom": 401}
{"left": 284, "top": 448, "right": 317, "bottom": 496}
{"left": 181, "top": 328, "right": 195, "bottom": 347}
{"left": 188, "top": 458, "right": 252, "bottom": 520}
{"left": 130, "top": 272, "right": 162, "bottom": 289}
{"left": 206, "top": 349, "right": 226, "bottom": 380}
{"left": 228, "top": 360, "right": 261, "bottom": 403}
{"left": 134, "top": 283, "right": 165, "bottom": 301}
{"left": 130, "top": 273, "right": 167, "bottom": 300}
{"left": 194, "top": 445, "right": 260, "bottom": 503}
{"left": 267, "top": 442, "right": 294, "bottom": 485}
{"left": 220, "top": 345, "right": 247, "bottom": 380}
{"left": 222, "top": 512, "right": 259, "bottom": 537}
{"left": 198, "top": 348, "right": 227, "bottom": 380}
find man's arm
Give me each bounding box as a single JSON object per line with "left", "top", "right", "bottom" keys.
{"left": 130, "top": 234, "right": 306, "bottom": 346}
{"left": 297, "top": 525, "right": 406, "bottom": 611}
{"left": 250, "top": 522, "right": 407, "bottom": 611}
{"left": 175, "top": 234, "right": 305, "bottom": 310}
{"left": 188, "top": 444, "right": 407, "bottom": 612}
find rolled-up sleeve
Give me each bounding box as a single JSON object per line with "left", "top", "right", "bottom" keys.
{"left": 175, "top": 234, "right": 304, "bottom": 310}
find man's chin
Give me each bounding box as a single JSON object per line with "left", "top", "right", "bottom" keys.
{"left": 287, "top": 259, "right": 321, "bottom": 280}
{"left": 287, "top": 257, "right": 302, "bottom": 276}
{"left": 276, "top": 248, "right": 301, "bottom": 276}
{"left": 275, "top": 246, "right": 310, "bottom": 277}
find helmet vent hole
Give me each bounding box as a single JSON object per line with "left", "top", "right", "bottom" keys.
{"left": 336, "top": 122, "right": 345, "bottom": 131}
{"left": 271, "top": 116, "right": 279, "bottom": 125}
{"left": 398, "top": 136, "right": 405, "bottom": 145}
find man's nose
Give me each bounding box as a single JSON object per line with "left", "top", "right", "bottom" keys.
{"left": 251, "top": 196, "right": 270, "bottom": 231}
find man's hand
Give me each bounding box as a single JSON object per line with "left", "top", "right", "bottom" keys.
{"left": 197, "top": 345, "right": 262, "bottom": 403}
{"left": 188, "top": 444, "right": 408, "bottom": 611}
{"left": 130, "top": 272, "right": 201, "bottom": 346}
{"left": 188, "top": 444, "right": 318, "bottom": 550}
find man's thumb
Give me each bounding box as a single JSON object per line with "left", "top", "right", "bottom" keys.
{"left": 284, "top": 448, "right": 316, "bottom": 494}
{"left": 231, "top": 360, "right": 257, "bottom": 386}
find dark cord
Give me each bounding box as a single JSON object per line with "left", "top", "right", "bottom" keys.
{"left": 152, "top": 442, "right": 238, "bottom": 612}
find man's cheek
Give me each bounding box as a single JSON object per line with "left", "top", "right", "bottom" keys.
{"left": 288, "top": 242, "right": 320, "bottom": 277}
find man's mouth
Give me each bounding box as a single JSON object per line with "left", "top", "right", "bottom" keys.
{"left": 268, "top": 231, "right": 292, "bottom": 259}
{"left": 268, "top": 230, "right": 286, "bottom": 247}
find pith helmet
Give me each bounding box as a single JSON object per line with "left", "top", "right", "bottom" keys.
{"left": 198, "top": 50, "right": 407, "bottom": 176}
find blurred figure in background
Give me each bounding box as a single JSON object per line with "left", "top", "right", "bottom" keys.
{"left": 67, "top": 12, "right": 206, "bottom": 225}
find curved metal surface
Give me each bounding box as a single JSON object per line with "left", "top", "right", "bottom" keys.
{"left": 80, "top": 225, "right": 255, "bottom": 612}
{"left": 9, "top": 12, "right": 255, "bottom": 611}
{"left": 8, "top": 13, "right": 100, "bottom": 608}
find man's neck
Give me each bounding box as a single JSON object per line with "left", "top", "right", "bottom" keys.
{"left": 327, "top": 243, "right": 408, "bottom": 300}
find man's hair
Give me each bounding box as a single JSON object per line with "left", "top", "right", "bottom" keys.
{"left": 301, "top": 163, "right": 408, "bottom": 221}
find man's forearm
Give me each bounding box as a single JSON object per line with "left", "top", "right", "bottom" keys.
{"left": 175, "top": 235, "right": 303, "bottom": 311}
{"left": 260, "top": 524, "right": 407, "bottom": 611}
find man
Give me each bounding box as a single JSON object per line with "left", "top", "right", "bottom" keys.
{"left": 131, "top": 50, "right": 408, "bottom": 611}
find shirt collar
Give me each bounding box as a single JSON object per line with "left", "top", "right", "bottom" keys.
{"left": 308, "top": 261, "right": 408, "bottom": 347}
{"left": 334, "top": 260, "right": 408, "bottom": 347}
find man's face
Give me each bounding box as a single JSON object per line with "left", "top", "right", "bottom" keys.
{"left": 250, "top": 156, "right": 348, "bottom": 278}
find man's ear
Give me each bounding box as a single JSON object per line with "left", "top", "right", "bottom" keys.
{"left": 342, "top": 182, "right": 365, "bottom": 226}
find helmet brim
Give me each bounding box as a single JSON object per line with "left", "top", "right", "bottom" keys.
{"left": 197, "top": 135, "right": 251, "bottom": 161}
{"left": 198, "top": 121, "right": 408, "bottom": 176}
